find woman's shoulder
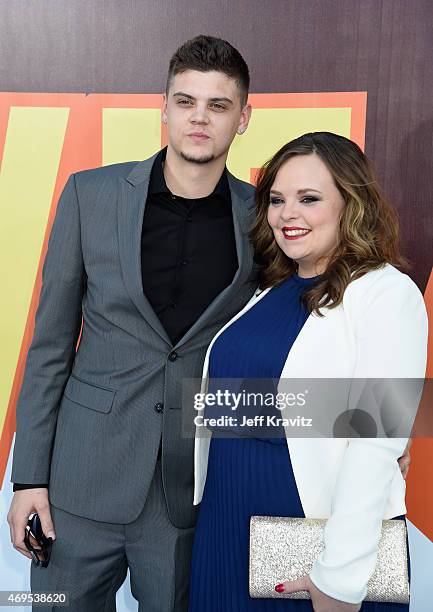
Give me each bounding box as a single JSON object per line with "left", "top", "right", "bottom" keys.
{"left": 344, "top": 263, "right": 423, "bottom": 303}
{"left": 342, "top": 264, "right": 427, "bottom": 331}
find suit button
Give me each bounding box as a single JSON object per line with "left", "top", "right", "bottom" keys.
{"left": 154, "top": 402, "right": 164, "bottom": 413}
{"left": 168, "top": 351, "right": 178, "bottom": 362}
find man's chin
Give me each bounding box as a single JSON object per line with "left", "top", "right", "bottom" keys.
{"left": 180, "top": 150, "right": 215, "bottom": 165}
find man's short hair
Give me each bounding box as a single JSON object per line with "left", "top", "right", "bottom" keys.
{"left": 166, "top": 35, "right": 250, "bottom": 106}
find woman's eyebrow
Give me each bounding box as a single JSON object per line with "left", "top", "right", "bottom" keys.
{"left": 270, "top": 188, "right": 322, "bottom": 195}
{"left": 297, "top": 188, "right": 322, "bottom": 195}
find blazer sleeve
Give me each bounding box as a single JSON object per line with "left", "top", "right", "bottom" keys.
{"left": 309, "top": 270, "right": 428, "bottom": 603}
{"left": 11, "top": 174, "right": 87, "bottom": 485}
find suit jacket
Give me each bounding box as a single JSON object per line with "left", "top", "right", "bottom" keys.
{"left": 11, "top": 151, "right": 258, "bottom": 528}
{"left": 194, "top": 264, "right": 428, "bottom": 602}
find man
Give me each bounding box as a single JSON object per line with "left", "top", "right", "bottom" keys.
{"left": 8, "top": 35, "right": 255, "bottom": 611}
{"left": 7, "top": 34, "right": 411, "bottom": 612}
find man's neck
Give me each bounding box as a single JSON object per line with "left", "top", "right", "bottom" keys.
{"left": 163, "top": 146, "right": 227, "bottom": 198}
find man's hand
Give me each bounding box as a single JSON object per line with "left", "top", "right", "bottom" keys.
{"left": 275, "top": 575, "right": 361, "bottom": 612}
{"left": 7, "top": 489, "right": 56, "bottom": 559}
{"left": 398, "top": 438, "right": 412, "bottom": 479}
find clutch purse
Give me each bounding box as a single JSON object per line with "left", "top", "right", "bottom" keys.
{"left": 249, "top": 516, "right": 409, "bottom": 604}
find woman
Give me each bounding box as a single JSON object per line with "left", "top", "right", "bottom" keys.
{"left": 189, "top": 132, "right": 427, "bottom": 612}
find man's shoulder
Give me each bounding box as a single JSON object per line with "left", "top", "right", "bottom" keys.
{"left": 73, "top": 160, "right": 141, "bottom": 185}
{"left": 69, "top": 158, "right": 155, "bottom": 207}
{"left": 227, "top": 172, "right": 256, "bottom": 202}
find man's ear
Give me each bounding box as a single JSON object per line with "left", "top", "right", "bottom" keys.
{"left": 162, "top": 93, "right": 168, "bottom": 124}
{"left": 237, "top": 102, "right": 252, "bottom": 135}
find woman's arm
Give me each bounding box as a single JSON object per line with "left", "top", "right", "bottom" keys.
{"left": 308, "top": 269, "right": 428, "bottom": 603}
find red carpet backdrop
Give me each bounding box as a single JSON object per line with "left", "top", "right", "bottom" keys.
{"left": 0, "top": 2, "right": 431, "bottom": 610}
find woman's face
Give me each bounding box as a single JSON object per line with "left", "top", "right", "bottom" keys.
{"left": 267, "top": 153, "right": 345, "bottom": 278}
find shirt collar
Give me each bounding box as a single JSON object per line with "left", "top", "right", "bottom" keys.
{"left": 148, "top": 146, "right": 230, "bottom": 201}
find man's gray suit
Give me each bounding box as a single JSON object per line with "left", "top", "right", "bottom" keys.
{"left": 11, "top": 151, "right": 257, "bottom": 609}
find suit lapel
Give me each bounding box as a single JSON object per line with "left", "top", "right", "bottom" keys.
{"left": 175, "top": 171, "right": 256, "bottom": 348}
{"left": 228, "top": 170, "right": 256, "bottom": 286}
{"left": 118, "top": 156, "right": 255, "bottom": 348}
{"left": 117, "top": 153, "right": 172, "bottom": 345}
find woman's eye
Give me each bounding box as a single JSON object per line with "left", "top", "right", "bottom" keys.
{"left": 300, "top": 196, "right": 319, "bottom": 205}
{"left": 269, "top": 197, "right": 284, "bottom": 206}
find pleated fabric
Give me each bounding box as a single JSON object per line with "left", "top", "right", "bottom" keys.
{"left": 188, "top": 274, "right": 409, "bottom": 612}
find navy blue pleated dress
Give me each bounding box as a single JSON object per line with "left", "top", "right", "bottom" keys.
{"left": 188, "top": 273, "right": 409, "bottom": 612}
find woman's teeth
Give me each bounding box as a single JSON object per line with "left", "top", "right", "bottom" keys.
{"left": 283, "top": 229, "right": 310, "bottom": 237}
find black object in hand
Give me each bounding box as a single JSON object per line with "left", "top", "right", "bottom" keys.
{"left": 24, "top": 513, "right": 53, "bottom": 568}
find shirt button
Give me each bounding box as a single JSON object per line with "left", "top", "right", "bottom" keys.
{"left": 180, "top": 260, "right": 188, "bottom": 266}
{"left": 154, "top": 402, "right": 164, "bottom": 413}
{"left": 168, "top": 351, "right": 178, "bottom": 362}
{"left": 171, "top": 195, "right": 176, "bottom": 200}
{"left": 186, "top": 216, "right": 192, "bottom": 222}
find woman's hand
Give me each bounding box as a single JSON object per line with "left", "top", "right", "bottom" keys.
{"left": 274, "top": 575, "right": 361, "bottom": 612}
{"left": 398, "top": 438, "right": 412, "bottom": 479}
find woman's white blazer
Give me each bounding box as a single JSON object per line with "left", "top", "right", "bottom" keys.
{"left": 193, "top": 264, "right": 428, "bottom": 603}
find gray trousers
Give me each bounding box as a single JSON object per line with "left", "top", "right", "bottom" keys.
{"left": 31, "top": 460, "right": 195, "bottom": 611}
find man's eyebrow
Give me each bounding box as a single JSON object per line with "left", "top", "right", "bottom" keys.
{"left": 209, "top": 97, "right": 233, "bottom": 105}
{"left": 172, "top": 92, "right": 233, "bottom": 105}
{"left": 173, "top": 92, "right": 195, "bottom": 100}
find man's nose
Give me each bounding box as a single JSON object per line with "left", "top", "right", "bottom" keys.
{"left": 190, "top": 105, "right": 210, "bottom": 124}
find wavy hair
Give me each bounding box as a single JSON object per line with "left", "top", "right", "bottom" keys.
{"left": 251, "top": 132, "right": 407, "bottom": 315}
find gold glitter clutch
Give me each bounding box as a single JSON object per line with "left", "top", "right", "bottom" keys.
{"left": 249, "top": 516, "right": 409, "bottom": 603}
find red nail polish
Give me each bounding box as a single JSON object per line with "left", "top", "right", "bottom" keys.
{"left": 275, "top": 584, "right": 285, "bottom": 593}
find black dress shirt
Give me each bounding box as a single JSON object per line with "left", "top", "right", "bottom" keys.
{"left": 13, "top": 148, "right": 238, "bottom": 491}
{"left": 141, "top": 147, "right": 238, "bottom": 344}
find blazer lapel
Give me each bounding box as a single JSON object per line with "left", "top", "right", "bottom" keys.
{"left": 228, "top": 170, "right": 256, "bottom": 286}
{"left": 117, "top": 153, "right": 172, "bottom": 345}
{"left": 175, "top": 171, "right": 256, "bottom": 348}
